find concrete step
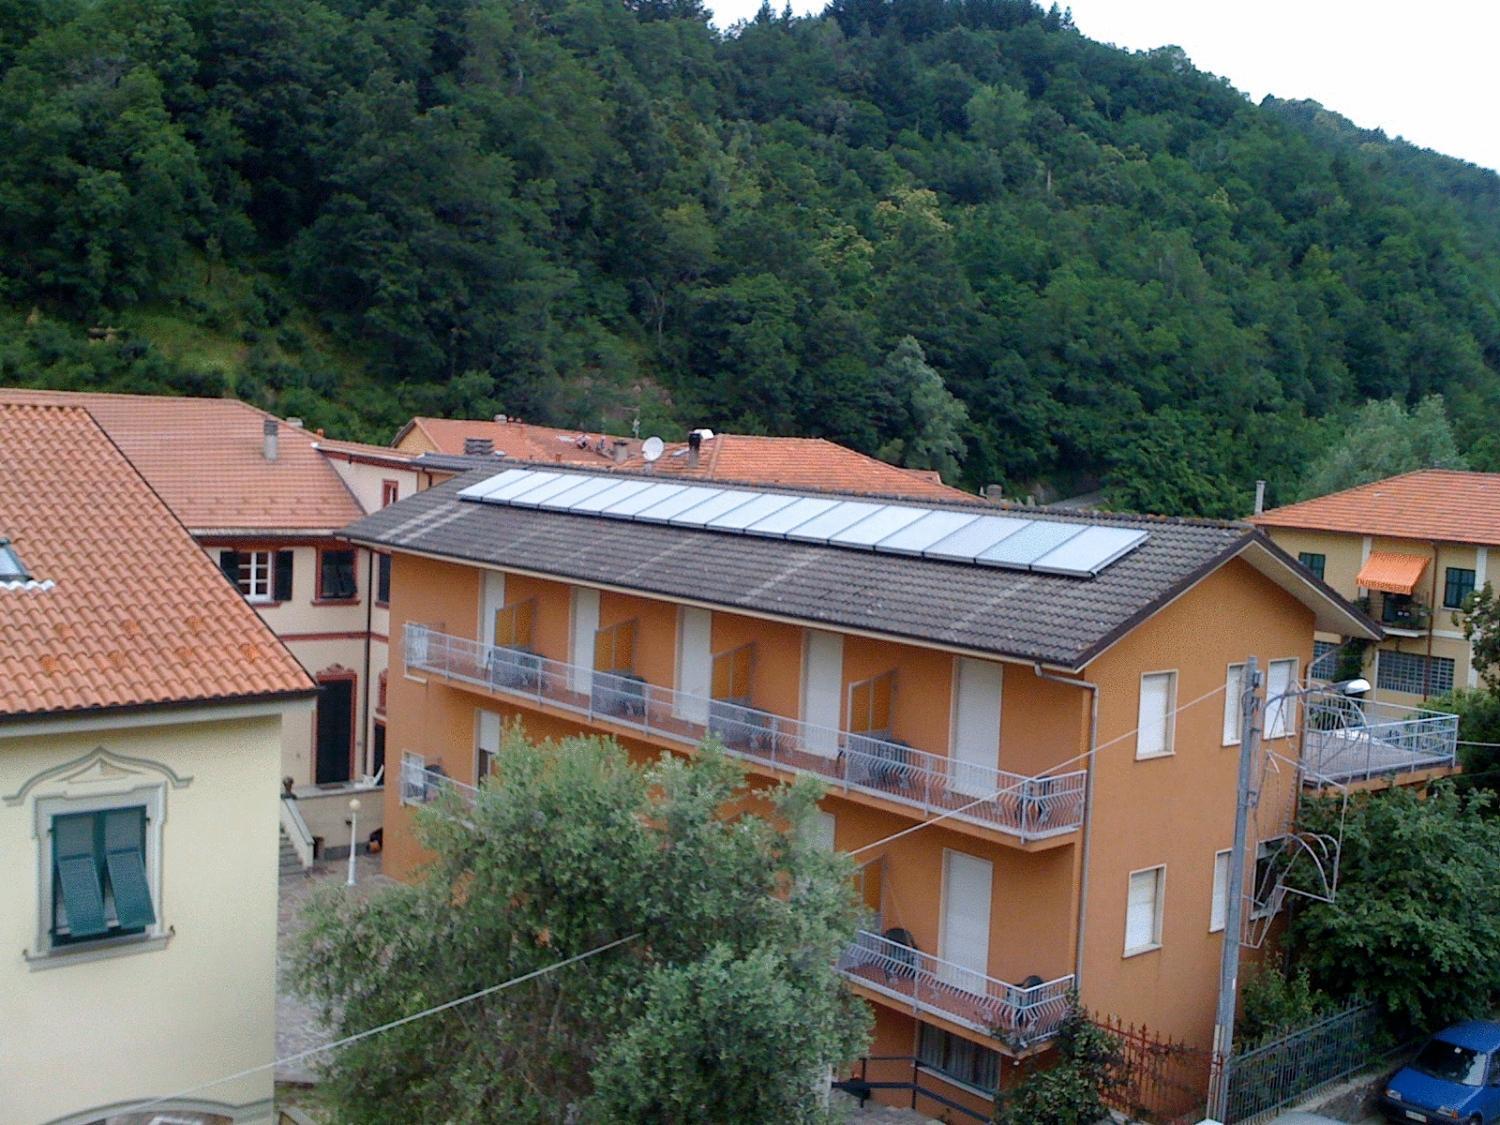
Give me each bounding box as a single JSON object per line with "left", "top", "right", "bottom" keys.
{"left": 279, "top": 828, "right": 308, "bottom": 875}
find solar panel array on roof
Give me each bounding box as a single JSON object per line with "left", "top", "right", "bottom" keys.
{"left": 456, "top": 468, "right": 1147, "bottom": 577}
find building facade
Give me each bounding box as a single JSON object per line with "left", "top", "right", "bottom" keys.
{"left": 0, "top": 403, "right": 314, "bottom": 1124}
{"left": 348, "top": 465, "right": 1389, "bottom": 1115}
{"left": 1254, "top": 470, "right": 1500, "bottom": 706}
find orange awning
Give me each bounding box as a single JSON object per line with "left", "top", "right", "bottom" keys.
{"left": 1356, "top": 551, "right": 1429, "bottom": 595}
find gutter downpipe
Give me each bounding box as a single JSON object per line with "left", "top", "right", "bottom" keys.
{"left": 361, "top": 548, "right": 375, "bottom": 777}
{"left": 1425, "top": 539, "right": 1440, "bottom": 698}
{"left": 1034, "top": 663, "right": 1099, "bottom": 994}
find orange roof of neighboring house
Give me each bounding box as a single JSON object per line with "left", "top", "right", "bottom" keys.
{"left": 1252, "top": 470, "right": 1500, "bottom": 546}
{"left": 0, "top": 404, "right": 314, "bottom": 719}
{"left": 395, "top": 417, "right": 971, "bottom": 501}
{"left": 0, "top": 389, "right": 364, "bottom": 533}
{"left": 1355, "top": 551, "right": 1431, "bottom": 595}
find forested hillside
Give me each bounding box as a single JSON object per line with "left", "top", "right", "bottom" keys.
{"left": 4, "top": 0, "right": 1499, "bottom": 513}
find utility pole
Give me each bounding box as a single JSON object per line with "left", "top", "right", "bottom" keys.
{"left": 1208, "top": 656, "right": 1261, "bottom": 1121}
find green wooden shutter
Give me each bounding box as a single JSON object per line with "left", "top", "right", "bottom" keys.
{"left": 102, "top": 808, "right": 155, "bottom": 930}
{"left": 53, "top": 813, "right": 109, "bottom": 938}
{"left": 274, "top": 550, "right": 295, "bottom": 602}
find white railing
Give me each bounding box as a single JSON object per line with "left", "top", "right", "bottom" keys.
{"left": 279, "top": 795, "right": 315, "bottom": 869}
{"left": 1302, "top": 693, "right": 1458, "bottom": 783}
{"left": 837, "top": 929, "right": 1073, "bottom": 1045}
{"left": 399, "top": 750, "right": 480, "bottom": 807}
{"left": 403, "top": 624, "right": 1086, "bottom": 841}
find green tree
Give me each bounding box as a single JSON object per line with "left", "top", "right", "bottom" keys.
{"left": 993, "top": 999, "right": 1123, "bottom": 1125}
{"left": 1287, "top": 784, "right": 1500, "bottom": 1030}
{"left": 874, "top": 335, "right": 970, "bottom": 480}
{"left": 1298, "top": 395, "right": 1466, "bottom": 500}
{"left": 294, "top": 731, "right": 869, "bottom": 1124}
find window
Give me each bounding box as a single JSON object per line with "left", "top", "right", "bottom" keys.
{"left": 381, "top": 480, "right": 400, "bottom": 507}
{"left": 1125, "top": 865, "right": 1164, "bottom": 954}
{"left": 594, "top": 619, "right": 637, "bottom": 674}
{"left": 371, "top": 721, "right": 386, "bottom": 780}
{"left": 1311, "top": 639, "right": 1339, "bottom": 679}
{"left": 1444, "top": 567, "right": 1477, "bottom": 609}
{"left": 0, "top": 536, "right": 31, "bottom": 581}
{"left": 1223, "top": 664, "right": 1245, "bottom": 746}
{"left": 1210, "top": 849, "right": 1230, "bottom": 933}
{"left": 376, "top": 553, "right": 391, "bottom": 606}
{"left": 318, "top": 548, "right": 357, "bottom": 601}
{"left": 50, "top": 806, "right": 156, "bottom": 947}
{"left": 1251, "top": 837, "right": 1286, "bottom": 920}
{"left": 1377, "top": 650, "right": 1455, "bottom": 696}
{"left": 495, "top": 599, "right": 536, "bottom": 650}
{"left": 217, "top": 549, "right": 292, "bottom": 602}
{"left": 918, "top": 1023, "right": 999, "bottom": 1095}
{"left": 1136, "top": 671, "right": 1176, "bottom": 759}
{"left": 476, "top": 710, "right": 501, "bottom": 779}
{"left": 711, "top": 643, "right": 755, "bottom": 701}
{"left": 1265, "top": 658, "right": 1297, "bottom": 740}
{"left": 848, "top": 670, "right": 896, "bottom": 736}
{"left": 1297, "top": 552, "right": 1326, "bottom": 581}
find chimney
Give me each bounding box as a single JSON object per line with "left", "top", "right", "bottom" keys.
{"left": 687, "top": 430, "right": 702, "bottom": 468}
{"left": 464, "top": 437, "right": 495, "bottom": 456}
{"left": 287, "top": 417, "right": 304, "bottom": 429}
{"left": 262, "top": 418, "right": 278, "bottom": 462}
{"left": 983, "top": 484, "right": 1004, "bottom": 502}
{"left": 1253, "top": 479, "right": 1266, "bottom": 515}
{"left": 493, "top": 414, "right": 509, "bottom": 424}
{"left": 612, "top": 439, "right": 629, "bottom": 464}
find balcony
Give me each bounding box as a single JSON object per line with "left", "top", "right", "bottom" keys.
{"left": 403, "top": 624, "right": 1086, "bottom": 842}
{"left": 1359, "top": 593, "right": 1431, "bottom": 636}
{"left": 836, "top": 929, "right": 1073, "bottom": 1048}
{"left": 1302, "top": 694, "right": 1458, "bottom": 784}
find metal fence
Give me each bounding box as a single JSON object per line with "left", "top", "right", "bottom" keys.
{"left": 1093, "top": 1013, "right": 1212, "bottom": 1124}
{"left": 1221, "top": 1001, "right": 1383, "bottom": 1123}
{"left": 404, "top": 623, "right": 1086, "bottom": 841}
{"left": 836, "top": 929, "right": 1072, "bottom": 1045}
{"left": 1302, "top": 693, "right": 1458, "bottom": 783}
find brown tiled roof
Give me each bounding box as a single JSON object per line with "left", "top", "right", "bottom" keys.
{"left": 0, "top": 389, "right": 364, "bottom": 533}
{"left": 395, "top": 417, "right": 970, "bottom": 501}
{"left": 1252, "top": 470, "right": 1500, "bottom": 546}
{"left": 0, "top": 404, "right": 314, "bottom": 719}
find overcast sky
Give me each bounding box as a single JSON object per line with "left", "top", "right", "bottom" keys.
{"left": 705, "top": 0, "right": 1500, "bottom": 173}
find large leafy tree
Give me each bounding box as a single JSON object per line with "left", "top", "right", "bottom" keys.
{"left": 293, "top": 732, "right": 869, "bottom": 1124}
{"left": 1296, "top": 395, "right": 1466, "bottom": 501}
{"left": 1287, "top": 784, "right": 1500, "bottom": 1031}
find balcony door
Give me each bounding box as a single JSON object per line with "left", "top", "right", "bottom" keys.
{"left": 951, "top": 658, "right": 1003, "bottom": 796}
{"left": 570, "top": 587, "right": 600, "bottom": 694}
{"left": 939, "top": 849, "right": 993, "bottom": 990}
{"left": 801, "top": 630, "right": 843, "bottom": 757}
{"left": 314, "top": 675, "right": 355, "bottom": 785}
{"left": 480, "top": 571, "right": 505, "bottom": 647}
{"left": 675, "top": 607, "right": 712, "bottom": 724}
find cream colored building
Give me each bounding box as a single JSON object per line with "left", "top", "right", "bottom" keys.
{"left": 0, "top": 403, "right": 314, "bottom": 1124}
{"left": 1253, "top": 469, "right": 1498, "bottom": 704}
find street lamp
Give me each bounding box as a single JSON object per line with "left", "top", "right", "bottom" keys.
{"left": 346, "top": 797, "right": 361, "bottom": 887}
{"left": 1208, "top": 664, "right": 1367, "bottom": 1119}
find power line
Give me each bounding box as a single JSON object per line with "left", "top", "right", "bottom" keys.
{"left": 849, "top": 679, "right": 1231, "bottom": 858}
{"left": 119, "top": 931, "right": 640, "bottom": 1116}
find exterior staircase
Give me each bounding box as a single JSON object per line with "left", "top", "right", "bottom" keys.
{"left": 279, "top": 826, "right": 309, "bottom": 876}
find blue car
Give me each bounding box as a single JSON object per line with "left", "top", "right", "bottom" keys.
{"left": 1381, "top": 1021, "right": 1500, "bottom": 1124}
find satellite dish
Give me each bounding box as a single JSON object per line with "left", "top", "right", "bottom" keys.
{"left": 641, "top": 436, "right": 664, "bottom": 463}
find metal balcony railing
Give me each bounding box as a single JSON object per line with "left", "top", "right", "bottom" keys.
{"left": 403, "top": 624, "right": 1085, "bottom": 841}
{"left": 1302, "top": 693, "right": 1458, "bottom": 783}
{"left": 836, "top": 929, "right": 1073, "bottom": 1046}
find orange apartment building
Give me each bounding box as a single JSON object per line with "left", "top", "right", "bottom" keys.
{"left": 342, "top": 464, "right": 1416, "bottom": 1114}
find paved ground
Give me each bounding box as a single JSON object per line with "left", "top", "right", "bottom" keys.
{"left": 277, "top": 853, "right": 390, "bottom": 1085}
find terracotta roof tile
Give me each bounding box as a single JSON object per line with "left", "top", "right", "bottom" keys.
{"left": 1252, "top": 470, "right": 1500, "bottom": 545}
{"left": 0, "top": 404, "right": 314, "bottom": 719}
{"left": 0, "top": 389, "right": 364, "bottom": 532}
{"left": 398, "top": 417, "right": 971, "bottom": 501}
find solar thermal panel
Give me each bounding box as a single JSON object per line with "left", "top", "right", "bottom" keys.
{"left": 743, "top": 496, "right": 839, "bottom": 538}
{"left": 669, "top": 489, "right": 760, "bottom": 527}
{"left": 634, "top": 486, "right": 726, "bottom": 523}
{"left": 785, "top": 501, "right": 885, "bottom": 543}
{"left": 705, "top": 492, "right": 800, "bottom": 531}
{"left": 924, "top": 515, "right": 1031, "bottom": 562}
{"left": 830, "top": 504, "right": 930, "bottom": 548}
{"left": 1032, "top": 525, "right": 1148, "bottom": 576}
{"left": 570, "top": 478, "right": 656, "bottom": 513}
{"left": 603, "top": 482, "right": 687, "bottom": 517}
{"left": 977, "top": 520, "right": 1085, "bottom": 568}
{"left": 874, "top": 509, "right": 981, "bottom": 556}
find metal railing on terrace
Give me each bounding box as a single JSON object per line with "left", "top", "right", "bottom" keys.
{"left": 404, "top": 624, "right": 1085, "bottom": 841}
{"left": 1302, "top": 693, "right": 1458, "bottom": 784}
{"left": 836, "top": 929, "right": 1072, "bottom": 1047}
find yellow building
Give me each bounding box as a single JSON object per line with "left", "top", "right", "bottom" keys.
{"left": 1254, "top": 470, "right": 1500, "bottom": 707}
{"left": 0, "top": 403, "right": 315, "bottom": 1124}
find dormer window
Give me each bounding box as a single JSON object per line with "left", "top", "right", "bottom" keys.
{"left": 0, "top": 538, "right": 31, "bottom": 582}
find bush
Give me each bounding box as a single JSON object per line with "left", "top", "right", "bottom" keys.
{"left": 1238, "top": 964, "right": 1333, "bottom": 1049}
{"left": 993, "top": 999, "right": 1123, "bottom": 1125}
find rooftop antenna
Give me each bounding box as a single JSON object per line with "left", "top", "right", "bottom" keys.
{"left": 641, "top": 436, "right": 664, "bottom": 468}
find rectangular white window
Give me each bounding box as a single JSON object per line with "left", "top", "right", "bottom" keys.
{"left": 951, "top": 658, "right": 1003, "bottom": 796}
{"left": 1136, "top": 672, "right": 1176, "bottom": 759}
{"left": 1223, "top": 664, "right": 1244, "bottom": 746}
{"left": 1210, "top": 849, "right": 1230, "bottom": 933}
{"left": 801, "top": 630, "right": 843, "bottom": 757}
{"left": 1265, "top": 658, "right": 1297, "bottom": 739}
{"left": 939, "top": 850, "right": 993, "bottom": 989}
{"left": 569, "top": 587, "right": 600, "bottom": 694}
{"left": 675, "top": 607, "right": 712, "bottom": 724}
{"left": 238, "top": 550, "right": 272, "bottom": 602}
{"left": 1125, "top": 865, "right": 1164, "bottom": 954}
{"left": 476, "top": 710, "right": 502, "bottom": 779}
